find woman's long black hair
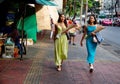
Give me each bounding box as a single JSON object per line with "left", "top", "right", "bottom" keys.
{"left": 87, "top": 14, "right": 97, "bottom": 25}
{"left": 58, "top": 13, "right": 68, "bottom": 27}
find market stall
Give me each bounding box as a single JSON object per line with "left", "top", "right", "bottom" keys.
{"left": 0, "top": 0, "right": 57, "bottom": 60}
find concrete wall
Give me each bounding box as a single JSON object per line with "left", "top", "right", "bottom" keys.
{"left": 35, "top": 4, "right": 58, "bottom": 31}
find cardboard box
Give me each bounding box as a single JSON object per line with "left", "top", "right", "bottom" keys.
{"left": 20, "top": 38, "right": 33, "bottom": 45}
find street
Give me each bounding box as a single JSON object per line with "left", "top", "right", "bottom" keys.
{"left": 100, "top": 26, "right": 120, "bottom": 58}
{"left": 101, "top": 26, "right": 120, "bottom": 47}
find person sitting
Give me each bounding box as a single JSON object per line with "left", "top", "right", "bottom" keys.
{"left": 7, "top": 23, "right": 25, "bottom": 55}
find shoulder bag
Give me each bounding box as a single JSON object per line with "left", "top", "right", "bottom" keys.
{"left": 93, "top": 32, "right": 104, "bottom": 44}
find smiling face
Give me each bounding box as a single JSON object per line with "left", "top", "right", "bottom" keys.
{"left": 89, "top": 16, "right": 95, "bottom": 23}
{"left": 58, "top": 13, "right": 67, "bottom": 27}
{"left": 60, "top": 14, "right": 65, "bottom": 22}
{"left": 88, "top": 15, "right": 97, "bottom": 25}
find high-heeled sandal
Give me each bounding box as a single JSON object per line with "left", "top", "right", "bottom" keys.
{"left": 89, "top": 67, "right": 94, "bottom": 73}
{"left": 57, "top": 65, "right": 61, "bottom": 71}
{"left": 89, "top": 64, "right": 94, "bottom": 73}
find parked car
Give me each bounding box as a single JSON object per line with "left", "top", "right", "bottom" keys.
{"left": 101, "top": 19, "right": 112, "bottom": 26}
{"left": 97, "top": 18, "right": 104, "bottom": 24}
{"left": 113, "top": 18, "right": 120, "bottom": 27}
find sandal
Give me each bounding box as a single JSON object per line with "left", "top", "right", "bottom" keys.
{"left": 57, "top": 65, "right": 61, "bottom": 71}
{"left": 89, "top": 64, "right": 94, "bottom": 73}
{"left": 89, "top": 67, "right": 94, "bottom": 73}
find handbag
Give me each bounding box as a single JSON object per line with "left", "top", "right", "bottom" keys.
{"left": 93, "top": 36, "right": 98, "bottom": 43}
{"left": 93, "top": 32, "right": 104, "bottom": 44}
{"left": 66, "top": 33, "right": 70, "bottom": 40}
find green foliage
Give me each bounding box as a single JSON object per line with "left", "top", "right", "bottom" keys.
{"left": 90, "top": 1, "right": 101, "bottom": 14}
{"left": 65, "top": 0, "right": 80, "bottom": 17}
{"left": 88, "top": 0, "right": 93, "bottom": 8}
{"left": 65, "top": 0, "right": 100, "bottom": 17}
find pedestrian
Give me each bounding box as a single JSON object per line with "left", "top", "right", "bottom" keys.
{"left": 50, "top": 17, "right": 55, "bottom": 39}
{"left": 68, "top": 20, "right": 78, "bottom": 45}
{"left": 67, "top": 18, "right": 80, "bottom": 45}
{"left": 80, "top": 15, "right": 105, "bottom": 73}
{"left": 53, "top": 13, "right": 79, "bottom": 71}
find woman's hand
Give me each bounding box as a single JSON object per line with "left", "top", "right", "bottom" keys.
{"left": 91, "top": 32, "right": 96, "bottom": 36}
{"left": 93, "top": 25, "right": 105, "bottom": 33}
{"left": 80, "top": 41, "right": 83, "bottom": 47}
{"left": 75, "top": 24, "right": 81, "bottom": 30}
{"left": 56, "top": 34, "right": 61, "bottom": 39}
{"left": 70, "top": 24, "right": 78, "bottom": 29}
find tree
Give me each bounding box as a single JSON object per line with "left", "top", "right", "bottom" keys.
{"left": 65, "top": 0, "right": 96, "bottom": 18}
{"left": 88, "top": 0, "right": 100, "bottom": 14}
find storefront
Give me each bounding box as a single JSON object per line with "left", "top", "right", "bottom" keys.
{"left": 0, "top": 0, "right": 57, "bottom": 42}
{"left": 0, "top": 0, "right": 57, "bottom": 59}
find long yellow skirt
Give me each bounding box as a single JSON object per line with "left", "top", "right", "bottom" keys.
{"left": 54, "top": 34, "right": 68, "bottom": 66}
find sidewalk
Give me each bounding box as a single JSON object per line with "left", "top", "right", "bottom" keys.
{"left": 0, "top": 31, "right": 120, "bottom": 84}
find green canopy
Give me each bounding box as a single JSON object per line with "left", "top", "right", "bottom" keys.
{"left": 17, "top": 6, "right": 37, "bottom": 43}
{"left": 0, "top": 0, "right": 4, "bottom": 3}
{"left": 17, "top": 0, "right": 56, "bottom": 42}
{"left": 36, "top": 0, "right": 57, "bottom": 6}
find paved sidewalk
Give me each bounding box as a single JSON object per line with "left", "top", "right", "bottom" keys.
{"left": 0, "top": 31, "right": 120, "bottom": 84}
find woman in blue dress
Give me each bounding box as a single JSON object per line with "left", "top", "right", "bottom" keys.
{"left": 80, "top": 15, "right": 105, "bottom": 72}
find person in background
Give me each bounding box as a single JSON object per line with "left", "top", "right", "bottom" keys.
{"left": 67, "top": 18, "right": 79, "bottom": 45}
{"left": 68, "top": 20, "right": 77, "bottom": 45}
{"left": 50, "top": 17, "right": 55, "bottom": 39}
{"left": 80, "top": 15, "right": 105, "bottom": 73}
{"left": 54, "top": 13, "right": 79, "bottom": 71}
{"left": 8, "top": 23, "right": 26, "bottom": 55}
{"left": 8, "top": 23, "right": 19, "bottom": 44}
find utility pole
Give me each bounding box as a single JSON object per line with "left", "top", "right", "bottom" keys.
{"left": 80, "top": 0, "right": 83, "bottom": 25}
{"left": 111, "top": 0, "right": 114, "bottom": 26}
{"left": 85, "top": 0, "right": 88, "bottom": 25}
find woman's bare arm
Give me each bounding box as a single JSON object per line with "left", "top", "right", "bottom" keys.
{"left": 91, "top": 25, "right": 105, "bottom": 35}
{"left": 61, "top": 24, "right": 79, "bottom": 34}
{"left": 94, "top": 25, "right": 105, "bottom": 33}
{"left": 53, "top": 24, "right": 58, "bottom": 41}
{"left": 80, "top": 26, "right": 87, "bottom": 46}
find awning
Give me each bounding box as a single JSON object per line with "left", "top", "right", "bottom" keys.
{"left": 0, "top": 0, "right": 57, "bottom": 6}
{"left": 36, "top": 0, "right": 57, "bottom": 6}
{"left": 0, "top": 0, "right": 4, "bottom": 3}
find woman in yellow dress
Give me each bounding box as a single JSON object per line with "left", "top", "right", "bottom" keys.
{"left": 54, "top": 13, "right": 78, "bottom": 71}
